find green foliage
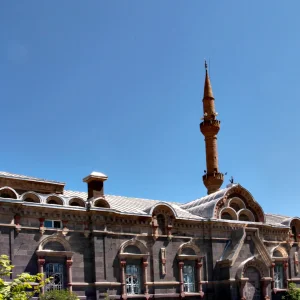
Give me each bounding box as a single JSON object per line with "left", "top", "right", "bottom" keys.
{"left": 39, "top": 289, "right": 79, "bottom": 300}
{"left": 283, "top": 283, "right": 300, "bottom": 300}
{"left": 0, "top": 254, "right": 48, "bottom": 300}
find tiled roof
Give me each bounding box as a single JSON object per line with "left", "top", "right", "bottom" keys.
{"left": 0, "top": 171, "right": 64, "bottom": 185}
{"left": 63, "top": 190, "right": 203, "bottom": 220}
{"left": 265, "top": 213, "right": 295, "bottom": 226}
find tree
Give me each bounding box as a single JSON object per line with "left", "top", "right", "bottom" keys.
{"left": 283, "top": 283, "right": 300, "bottom": 300}
{"left": 0, "top": 254, "right": 47, "bottom": 300}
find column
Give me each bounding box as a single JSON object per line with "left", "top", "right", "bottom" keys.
{"left": 239, "top": 278, "right": 248, "bottom": 300}
{"left": 284, "top": 261, "right": 289, "bottom": 287}
{"left": 197, "top": 261, "right": 204, "bottom": 298}
{"left": 178, "top": 261, "right": 184, "bottom": 297}
{"left": 66, "top": 259, "right": 73, "bottom": 292}
{"left": 143, "top": 259, "right": 149, "bottom": 295}
{"left": 120, "top": 260, "right": 127, "bottom": 299}
{"left": 270, "top": 263, "right": 275, "bottom": 290}
{"left": 37, "top": 257, "right": 46, "bottom": 294}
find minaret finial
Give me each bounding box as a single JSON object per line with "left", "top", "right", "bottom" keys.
{"left": 205, "top": 59, "right": 208, "bottom": 71}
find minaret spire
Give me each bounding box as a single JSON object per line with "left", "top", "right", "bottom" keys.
{"left": 200, "top": 61, "right": 224, "bottom": 194}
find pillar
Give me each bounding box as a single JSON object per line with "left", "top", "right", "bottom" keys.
{"left": 270, "top": 263, "right": 275, "bottom": 290}
{"left": 197, "top": 261, "right": 204, "bottom": 298}
{"left": 120, "top": 260, "right": 127, "bottom": 299}
{"left": 284, "top": 261, "right": 289, "bottom": 287}
{"left": 37, "top": 257, "right": 46, "bottom": 294}
{"left": 178, "top": 261, "right": 184, "bottom": 297}
{"left": 143, "top": 259, "right": 149, "bottom": 296}
{"left": 66, "top": 258, "right": 73, "bottom": 292}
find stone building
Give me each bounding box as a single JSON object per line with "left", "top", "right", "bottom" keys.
{"left": 0, "top": 64, "right": 299, "bottom": 300}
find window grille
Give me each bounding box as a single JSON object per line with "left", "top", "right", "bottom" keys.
{"left": 126, "top": 264, "right": 141, "bottom": 294}
{"left": 183, "top": 265, "right": 195, "bottom": 292}
{"left": 45, "top": 263, "right": 64, "bottom": 291}
{"left": 274, "top": 264, "right": 284, "bottom": 289}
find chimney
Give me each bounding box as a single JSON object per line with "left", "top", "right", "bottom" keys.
{"left": 83, "top": 171, "right": 108, "bottom": 199}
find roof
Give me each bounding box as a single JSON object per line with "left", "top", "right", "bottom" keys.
{"left": 180, "top": 184, "right": 236, "bottom": 218}
{"left": 265, "top": 213, "right": 298, "bottom": 226}
{"left": 0, "top": 171, "right": 65, "bottom": 185}
{"left": 63, "top": 190, "right": 203, "bottom": 220}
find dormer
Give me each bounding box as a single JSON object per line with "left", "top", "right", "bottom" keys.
{"left": 83, "top": 171, "right": 108, "bottom": 200}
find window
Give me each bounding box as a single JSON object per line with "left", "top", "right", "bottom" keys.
{"left": 45, "top": 263, "right": 64, "bottom": 291}
{"left": 274, "top": 264, "right": 284, "bottom": 289}
{"left": 239, "top": 214, "right": 250, "bottom": 221}
{"left": 44, "top": 220, "right": 62, "bottom": 229}
{"left": 183, "top": 265, "right": 195, "bottom": 293}
{"left": 126, "top": 264, "right": 141, "bottom": 294}
{"left": 221, "top": 212, "right": 233, "bottom": 220}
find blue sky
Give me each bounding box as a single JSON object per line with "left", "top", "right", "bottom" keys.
{"left": 0, "top": 1, "right": 299, "bottom": 216}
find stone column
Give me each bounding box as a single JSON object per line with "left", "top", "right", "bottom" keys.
{"left": 120, "top": 260, "right": 127, "bottom": 299}
{"left": 178, "top": 261, "right": 184, "bottom": 297}
{"left": 270, "top": 263, "right": 275, "bottom": 290}
{"left": 37, "top": 257, "right": 46, "bottom": 294}
{"left": 197, "top": 261, "right": 204, "bottom": 298}
{"left": 143, "top": 259, "right": 149, "bottom": 296}
{"left": 66, "top": 259, "right": 73, "bottom": 292}
{"left": 284, "top": 261, "right": 289, "bottom": 287}
{"left": 239, "top": 278, "right": 248, "bottom": 300}
{"left": 261, "top": 277, "right": 272, "bottom": 300}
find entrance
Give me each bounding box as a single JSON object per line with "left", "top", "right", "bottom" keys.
{"left": 244, "top": 267, "right": 261, "bottom": 300}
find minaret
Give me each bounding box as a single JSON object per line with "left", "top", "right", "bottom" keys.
{"left": 200, "top": 61, "right": 224, "bottom": 194}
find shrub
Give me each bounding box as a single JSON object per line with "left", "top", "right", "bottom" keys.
{"left": 40, "top": 289, "right": 79, "bottom": 300}
{"left": 283, "top": 283, "right": 300, "bottom": 300}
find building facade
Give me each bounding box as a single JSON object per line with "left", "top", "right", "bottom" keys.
{"left": 0, "top": 65, "right": 299, "bottom": 300}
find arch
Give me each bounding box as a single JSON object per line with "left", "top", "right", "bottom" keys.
{"left": 93, "top": 198, "right": 110, "bottom": 208}
{"left": 68, "top": 197, "right": 85, "bottom": 207}
{"left": 0, "top": 187, "right": 18, "bottom": 199}
{"left": 271, "top": 246, "right": 288, "bottom": 258}
{"left": 237, "top": 209, "right": 255, "bottom": 222}
{"left": 220, "top": 207, "right": 237, "bottom": 221}
{"left": 119, "top": 239, "right": 149, "bottom": 255}
{"left": 21, "top": 192, "right": 41, "bottom": 203}
{"left": 147, "top": 202, "right": 177, "bottom": 218}
{"left": 228, "top": 197, "right": 246, "bottom": 212}
{"left": 38, "top": 233, "right": 71, "bottom": 252}
{"left": 214, "top": 185, "right": 265, "bottom": 223}
{"left": 178, "top": 241, "right": 201, "bottom": 256}
{"left": 236, "top": 256, "right": 269, "bottom": 280}
{"left": 123, "top": 245, "right": 142, "bottom": 254}
{"left": 46, "top": 195, "right": 64, "bottom": 206}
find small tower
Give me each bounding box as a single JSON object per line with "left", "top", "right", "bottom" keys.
{"left": 200, "top": 61, "right": 224, "bottom": 194}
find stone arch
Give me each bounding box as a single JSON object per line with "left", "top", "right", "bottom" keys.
{"left": 93, "top": 198, "right": 110, "bottom": 208}
{"left": 177, "top": 241, "right": 201, "bottom": 256}
{"left": 228, "top": 197, "right": 246, "bottom": 212}
{"left": 236, "top": 256, "right": 269, "bottom": 280}
{"left": 148, "top": 202, "right": 177, "bottom": 219}
{"left": 0, "top": 187, "right": 18, "bottom": 199}
{"left": 214, "top": 185, "right": 265, "bottom": 222}
{"left": 21, "top": 192, "right": 41, "bottom": 203}
{"left": 119, "top": 239, "right": 149, "bottom": 255}
{"left": 46, "top": 195, "right": 64, "bottom": 205}
{"left": 271, "top": 246, "right": 288, "bottom": 258}
{"left": 68, "top": 197, "right": 85, "bottom": 207}
{"left": 220, "top": 207, "right": 237, "bottom": 220}
{"left": 38, "top": 234, "right": 71, "bottom": 252}
{"left": 237, "top": 209, "right": 255, "bottom": 222}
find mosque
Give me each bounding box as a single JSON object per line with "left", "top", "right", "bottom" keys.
{"left": 0, "top": 64, "right": 298, "bottom": 299}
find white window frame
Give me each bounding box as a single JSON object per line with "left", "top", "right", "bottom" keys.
{"left": 274, "top": 263, "right": 284, "bottom": 289}
{"left": 183, "top": 265, "right": 195, "bottom": 293}
{"left": 126, "top": 264, "right": 141, "bottom": 294}
{"left": 45, "top": 263, "right": 64, "bottom": 291}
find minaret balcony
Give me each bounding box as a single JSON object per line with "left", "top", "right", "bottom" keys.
{"left": 202, "top": 172, "right": 224, "bottom": 194}
{"left": 200, "top": 119, "right": 220, "bottom": 136}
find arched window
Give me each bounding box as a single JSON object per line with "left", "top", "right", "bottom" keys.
{"left": 239, "top": 214, "right": 249, "bottom": 222}
{"left": 69, "top": 198, "right": 85, "bottom": 207}
{"left": 0, "top": 188, "right": 18, "bottom": 199}
{"left": 22, "top": 193, "right": 40, "bottom": 203}
{"left": 46, "top": 196, "right": 63, "bottom": 205}
{"left": 183, "top": 264, "right": 195, "bottom": 292}
{"left": 157, "top": 214, "right": 166, "bottom": 235}
{"left": 94, "top": 199, "right": 110, "bottom": 208}
{"left": 126, "top": 264, "right": 141, "bottom": 294}
{"left": 221, "top": 212, "right": 233, "bottom": 220}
